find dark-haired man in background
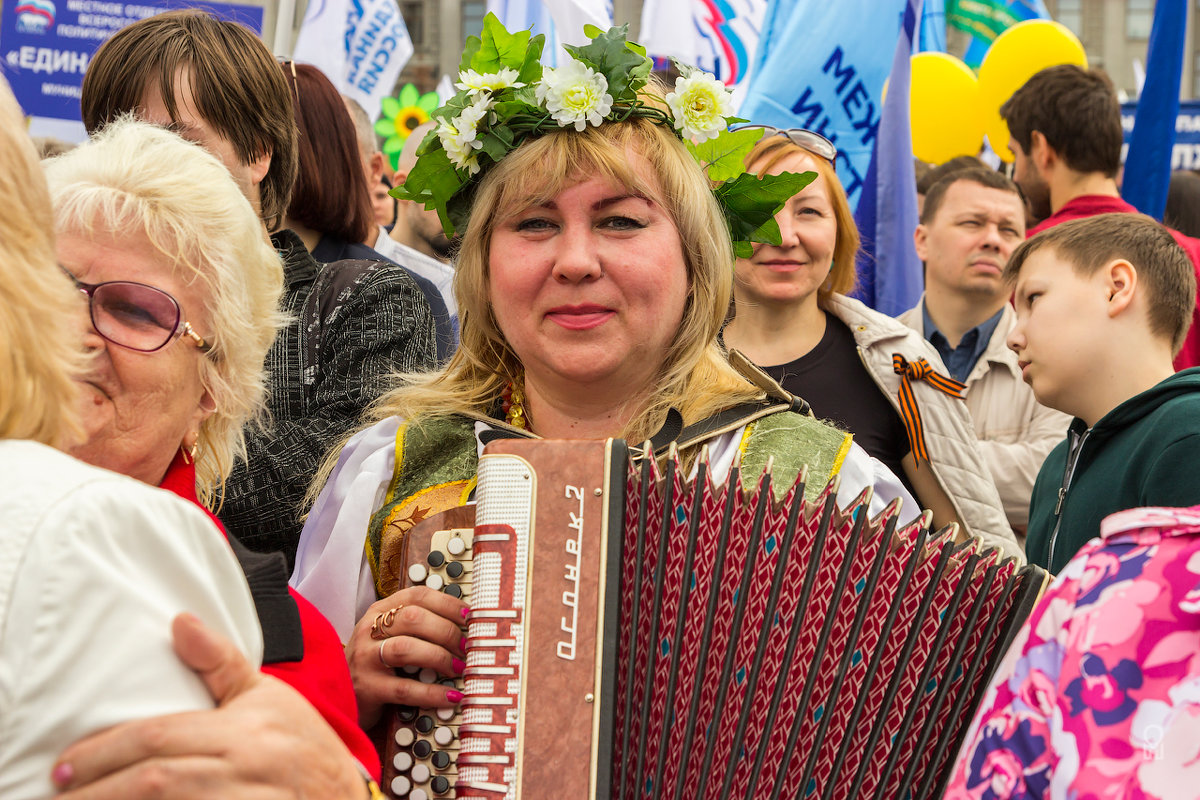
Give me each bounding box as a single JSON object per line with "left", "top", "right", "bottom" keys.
{"left": 1002, "top": 64, "right": 1200, "bottom": 369}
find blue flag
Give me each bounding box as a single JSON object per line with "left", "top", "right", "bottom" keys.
{"left": 851, "top": 0, "right": 923, "bottom": 316}
{"left": 918, "top": 0, "right": 946, "bottom": 52}
{"left": 740, "top": 0, "right": 908, "bottom": 208}
{"left": 1121, "top": 0, "right": 1187, "bottom": 221}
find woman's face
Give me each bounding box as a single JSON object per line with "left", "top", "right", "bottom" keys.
{"left": 734, "top": 151, "right": 838, "bottom": 308}
{"left": 488, "top": 154, "right": 689, "bottom": 403}
{"left": 59, "top": 226, "right": 214, "bottom": 487}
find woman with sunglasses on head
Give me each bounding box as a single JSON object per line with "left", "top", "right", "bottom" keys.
{"left": 721, "top": 130, "right": 1020, "bottom": 559}
{"left": 35, "top": 117, "right": 388, "bottom": 799}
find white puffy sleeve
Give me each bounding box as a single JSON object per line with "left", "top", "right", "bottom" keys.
{"left": 834, "top": 441, "right": 921, "bottom": 527}
{"left": 291, "top": 416, "right": 402, "bottom": 642}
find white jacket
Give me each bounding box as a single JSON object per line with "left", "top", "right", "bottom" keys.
{"left": 824, "top": 294, "right": 1022, "bottom": 562}
{"left": 897, "top": 299, "right": 1071, "bottom": 531}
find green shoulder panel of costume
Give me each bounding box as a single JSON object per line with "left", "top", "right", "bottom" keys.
{"left": 367, "top": 416, "right": 480, "bottom": 597}
{"left": 739, "top": 411, "right": 854, "bottom": 502}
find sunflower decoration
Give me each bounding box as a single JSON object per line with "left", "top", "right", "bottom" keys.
{"left": 376, "top": 83, "right": 441, "bottom": 169}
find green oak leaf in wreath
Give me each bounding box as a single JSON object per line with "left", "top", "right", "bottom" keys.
{"left": 376, "top": 83, "right": 440, "bottom": 170}
{"left": 716, "top": 171, "right": 817, "bottom": 259}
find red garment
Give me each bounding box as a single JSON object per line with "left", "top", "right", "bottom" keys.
{"left": 158, "top": 454, "right": 380, "bottom": 779}
{"left": 1029, "top": 194, "right": 1200, "bottom": 370}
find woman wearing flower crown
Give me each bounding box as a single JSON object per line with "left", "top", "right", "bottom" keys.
{"left": 291, "top": 16, "right": 920, "bottom": 731}
{"left": 720, "top": 130, "right": 1021, "bottom": 562}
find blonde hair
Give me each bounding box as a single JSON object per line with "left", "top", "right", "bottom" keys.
{"left": 743, "top": 135, "right": 859, "bottom": 302}
{"left": 44, "top": 117, "right": 288, "bottom": 506}
{"left": 310, "top": 113, "right": 765, "bottom": 498}
{"left": 0, "top": 78, "right": 85, "bottom": 447}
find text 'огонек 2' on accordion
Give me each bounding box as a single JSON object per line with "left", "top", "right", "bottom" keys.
{"left": 379, "top": 437, "right": 1047, "bottom": 800}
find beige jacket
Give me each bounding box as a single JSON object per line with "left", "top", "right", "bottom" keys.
{"left": 824, "top": 294, "right": 1022, "bottom": 562}
{"left": 898, "top": 299, "right": 1071, "bottom": 531}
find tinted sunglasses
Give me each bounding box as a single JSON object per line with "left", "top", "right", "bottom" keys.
{"left": 63, "top": 267, "right": 212, "bottom": 353}
{"left": 734, "top": 124, "right": 838, "bottom": 163}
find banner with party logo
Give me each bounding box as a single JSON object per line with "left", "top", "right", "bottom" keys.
{"left": 0, "top": 0, "right": 261, "bottom": 122}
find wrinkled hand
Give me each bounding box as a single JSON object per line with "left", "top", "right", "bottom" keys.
{"left": 349, "top": 587, "right": 468, "bottom": 728}
{"left": 52, "top": 613, "right": 368, "bottom": 800}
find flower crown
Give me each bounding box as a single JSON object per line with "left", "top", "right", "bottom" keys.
{"left": 392, "top": 14, "right": 813, "bottom": 257}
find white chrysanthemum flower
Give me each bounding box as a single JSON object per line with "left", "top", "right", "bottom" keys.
{"left": 437, "top": 95, "right": 493, "bottom": 175}
{"left": 665, "top": 71, "right": 734, "bottom": 142}
{"left": 535, "top": 58, "right": 613, "bottom": 131}
{"left": 455, "top": 67, "right": 524, "bottom": 96}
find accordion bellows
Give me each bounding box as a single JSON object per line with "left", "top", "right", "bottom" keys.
{"left": 383, "top": 439, "right": 1046, "bottom": 800}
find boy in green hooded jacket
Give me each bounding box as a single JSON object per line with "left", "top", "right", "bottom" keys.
{"left": 1006, "top": 212, "right": 1200, "bottom": 573}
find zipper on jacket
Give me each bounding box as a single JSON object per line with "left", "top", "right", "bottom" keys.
{"left": 1048, "top": 427, "right": 1090, "bottom": 569}
{"left": 853, "top": 345, "right": 971, "bottom": 533}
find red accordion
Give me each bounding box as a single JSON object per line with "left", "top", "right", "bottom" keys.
{"left": 382, "top": 438, "right": 1046, "bottom": 800}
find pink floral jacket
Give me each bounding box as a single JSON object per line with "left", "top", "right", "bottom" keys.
{"left": 945, "top": 505, "right": 1200, "bottom": 800}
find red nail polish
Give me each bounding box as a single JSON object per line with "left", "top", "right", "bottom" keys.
{"left": 460, "top": 635, "right": 468, "bottom": 651}
{"left": 460, "top": 607, "right": 472, "bottom": 621}
{"left": 52, "top": 762, "right": 74, "bottom": 787}
{"left": 446, "top": 689, "right": 464, "bottom": 703}
{"left": 452, "top": 657, "right": 466, "bottom": 674}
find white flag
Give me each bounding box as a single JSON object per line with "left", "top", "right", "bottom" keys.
{"left": 293, "top": 0, "right": 414, "bottom": 121}
{"left": 639, "top": 0, "right": 767, "bottom": 103}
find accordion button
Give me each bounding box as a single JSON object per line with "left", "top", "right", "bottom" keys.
{"left": 418, "top": 668, "right": 437, "bottom": 684}
{"left": 431, "top": 776, "right": 451, "bottom": 795}
{"left": 427, "top": 551, "right": 446, "bottom": 568}
{"left": 395, "top": 727, "right": 415, "bottom": 747}
{"left": 413, "top": 740, "right": 433, "bottom": 759}
{"left": 412, "top": 764, "right": 431, "bottom": 783}
{"left": 431, "top": 751, "right": 452, "bottom": 769}
{"left": 408, "top": 564, "right": 428, "bottom": 583}
{"left": 390, "top": 775, "right": 411, "bottom": 796}
{"left": 447, "top": 536, "right": 466, "bottom": 555}
{"left": 446, "top": 562, "right": 464, "bottom": 579}
{"left": 399, "top": 706, "right": 418, "bottom": 721}
{"left": 433, "top": 726, "right": 454, "bottom": 746}
{"left": 393, "top": 752, "right": 413, "bottom": 772}
{"left": 443, "top": 583, "right": 463, "bottom": 598}
{"left": 425, "top": 573, "right": 445, "bottom": 591}
{"left": 415, "top": 715, "right": 435, "bottom": 734}
{"left": 435, "top": 706, "right": 455, "bottom": 722}
{"left": 410, "top": 790, "right": 430, "bottom": 800}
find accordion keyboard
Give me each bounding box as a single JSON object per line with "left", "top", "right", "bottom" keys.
{"left": 385, "top": 527, "right": 475, "bottom": 800}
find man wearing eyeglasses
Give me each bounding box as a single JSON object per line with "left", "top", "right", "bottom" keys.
{"left": 898, "top": 168, "right": 1069, "bottom": 537}
{"left": 80, "top": 9, "right": 439, "bottom": 565}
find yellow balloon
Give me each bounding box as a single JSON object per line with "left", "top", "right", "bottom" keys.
{"left": 909, "top": 52, "right": 983, "bottom": 164}
{"left": 978, "top": 20, "right": 1088, "bottom": 161}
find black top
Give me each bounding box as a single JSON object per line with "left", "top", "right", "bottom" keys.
{"left": 312, "top": 235, "right": 454, "bottom": 361}
{"left": 757, "top": 315, "right": 913, "bottom": 492}
{"left": 218, "top": 230, "right": 438, "bottom": 565}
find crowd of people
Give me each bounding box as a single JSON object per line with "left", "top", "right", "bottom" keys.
{"left": 1, "top": 9, "right": 1199, "bottom": 800}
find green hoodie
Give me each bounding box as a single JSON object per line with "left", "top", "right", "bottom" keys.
{"left": 1027, "top": 368, "right": 1200, "bottom": 573}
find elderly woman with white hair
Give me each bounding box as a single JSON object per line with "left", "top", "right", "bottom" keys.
{"left": 31, "top": 116, "right": 386, "bottom": 798}
{"left": 0, "top": 81, "right": 263, "bottom": 798}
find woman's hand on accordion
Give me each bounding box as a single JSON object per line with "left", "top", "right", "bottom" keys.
{"left": 348, "top": 587, "right": 469, "bottom": 728}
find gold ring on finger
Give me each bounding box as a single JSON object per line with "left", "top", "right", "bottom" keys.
{"left": 369, "top": 612, "right": 387, "bottom": 640}
{"left": 382, "top": 604, "right": 403, "bottom": 628}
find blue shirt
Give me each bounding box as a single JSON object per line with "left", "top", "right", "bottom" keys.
{"left": 921, "top": 303, "right": 1004, "bottom": 383}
